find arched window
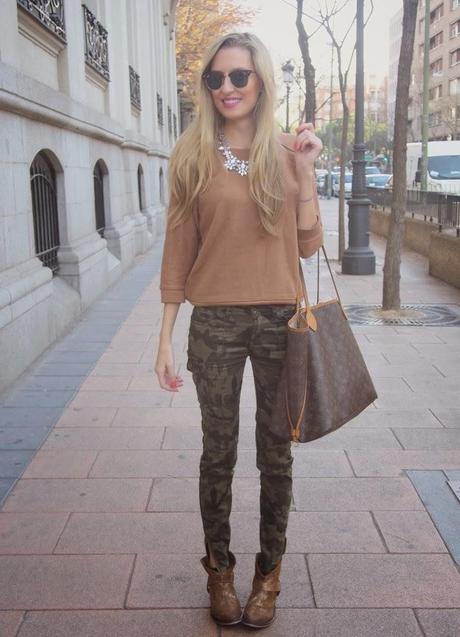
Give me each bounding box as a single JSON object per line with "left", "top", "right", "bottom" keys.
{"left": 30, "top": 151, "right": 61, "bottom": 273}
{"left": 159, "top": 167, "right": 165, "bottom": 205}
{"left": 93, "top": 160, "right": 107, "bottom": 237}
{"left": 137, "top": 164, "right": 144, "bottom": 210}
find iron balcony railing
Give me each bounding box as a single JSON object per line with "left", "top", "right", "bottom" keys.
{"left": 17, "top": 0, "right": 66, "bottom": 42}
{"left": 367, "top": 187, "right": 460, "bottom": 237}
{"left": 129, "top": 66, "right": 141, "bottom": 110}
{"left": 82, "top": 4, "right": 109, "bottom": 80}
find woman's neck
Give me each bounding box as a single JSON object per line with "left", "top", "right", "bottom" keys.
{"left": 222, "top": 119, "right": 256, "bottom": 149}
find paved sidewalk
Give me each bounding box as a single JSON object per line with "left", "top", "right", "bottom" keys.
{"left": 0, "top": 199, "right": 459, "bottom": 637}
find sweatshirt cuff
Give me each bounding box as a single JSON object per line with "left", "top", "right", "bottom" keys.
{"left": 297, "top": 218, "right": 323, "bottom": 259}
{"left": 160, "top": 288, "right": 186, "bottom": 303}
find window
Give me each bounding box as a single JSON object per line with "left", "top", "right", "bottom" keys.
{"left": 157, "top": 93, "right": 163, "bottom": 126}
{"left": 419, "top": 43, "right": 425, "bottom": 58}
{"left": 429, "top": 84, "right": 443, "bottom": 99}
{"left": 450, "top": 48, "right": 460, "bottom": 65}
{"left": 93, "top": 160, "right": 107, "bottom": 238}
{"left": 450, "top": 20, "right": 460, "bottom": 38}
{"left": 30, "top": 151, "right": 61, "bottom": 272}
{"left": 430, "top": 4, "right": 444, "bottom": 23}
{"left": 452, "top": 0, "right": 460, "bottom": 10}
{"left": 419, "top": 18, "right": 424, "bottom": 34}
{"left": 449, "top": 77, "right": 460, "bottom": 94}
{"left": 430, "top": 58, "right": 443, "bottom": 75}
{"left": 428, "top": 111, "right": 442, "bottom": 126}
{"left": 137, "top": 164, "right": 144, "bottom": 211}
{"left": 430, "top": 31, "right": 444, "bottom": 49}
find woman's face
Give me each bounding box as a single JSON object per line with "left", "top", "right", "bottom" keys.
{"left": 207, "top": 46, "right": 262, "bottom": 123}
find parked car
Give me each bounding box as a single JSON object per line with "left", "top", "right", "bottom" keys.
{"left": 366, "top": 173, "right": 392, "bottom": 189}
{"left": 333, "top": 173, "right": 353, "bottom": 198}
{"left": 365, "top": 166, "right": 381, "bottom": 176}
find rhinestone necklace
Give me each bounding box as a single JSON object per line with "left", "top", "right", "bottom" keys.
{"left": 217, "top": 134, "right": 249, "bottom": 176}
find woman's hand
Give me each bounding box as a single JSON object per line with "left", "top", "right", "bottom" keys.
{"left": 155, "top": 341, "right": 184, "bottom": 392}
{"left": 293, "top": 122, "right": 323, "bottom": 175}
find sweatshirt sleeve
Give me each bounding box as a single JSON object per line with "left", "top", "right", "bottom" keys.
{"left": 297, "top": 191, "right": 323, "bottom": 259}
{"left": 160, "top": 200, "right": 200, "bottom": 303}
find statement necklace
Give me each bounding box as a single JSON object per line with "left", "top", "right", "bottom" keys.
{"left": 217, "top": 134, "right": 250, "bottom": 176}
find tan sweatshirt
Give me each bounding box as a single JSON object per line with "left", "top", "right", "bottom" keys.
{"left": 160, "top": 133, "right": 323, "bottom": 306}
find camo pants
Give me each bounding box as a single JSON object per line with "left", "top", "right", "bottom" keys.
{"left": 186, "top": 303, "right": 296, "bottom": 573}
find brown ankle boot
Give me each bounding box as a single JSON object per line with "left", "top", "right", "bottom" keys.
{"left": 242, "top": 554, "right": 282, "bottom": 628}
{"left": 201, "top": 549, "right": 242, "bottom": 626}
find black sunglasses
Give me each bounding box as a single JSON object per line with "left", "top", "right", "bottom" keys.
{"left": 203, "top": 69, "right": 255, "bottom": 91}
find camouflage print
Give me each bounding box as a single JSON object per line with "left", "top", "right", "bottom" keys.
{"left": 186, "top": 304, "right": 296, "bottom": 573}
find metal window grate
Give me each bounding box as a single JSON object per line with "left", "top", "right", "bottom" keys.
{"left": 30, "top": 153, "right": 60, "bottom": 273}
{"left": 93, "top": 161, "right": 106, "bottom": 238}
{"left": 17, "top": 0, "right": 66, "bottom": 42}
{"left": 82, "top": 4, "right": 109, "bottom": 80}
{"left": 129, "top": 65, "right": 141, "bottom": 109}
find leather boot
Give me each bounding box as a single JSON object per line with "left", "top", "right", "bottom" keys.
{"left": 201, "top": 548, "right": 242, "bottom": 626}
{"left": 242, "top": 553, "right": 282, "bottom": 628}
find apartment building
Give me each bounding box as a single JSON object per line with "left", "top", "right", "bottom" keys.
{"left": 409, "top": 0, "right": 460, "bottom": 140}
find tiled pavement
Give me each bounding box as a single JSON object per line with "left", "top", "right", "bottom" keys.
{"left": 0, "top": 198, "right": 459, "bottom": 636}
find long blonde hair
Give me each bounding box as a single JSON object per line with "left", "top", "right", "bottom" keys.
{"left": 168, "top": 32, "right": 284, "bottom": 234}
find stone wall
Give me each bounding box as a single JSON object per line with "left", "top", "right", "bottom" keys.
{"left": 369, "top": 207, "right": 460, "bottom": 290}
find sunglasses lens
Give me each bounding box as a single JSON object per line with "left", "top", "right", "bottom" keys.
{"left": 229, "top": 70, "right": 250, "bottom": 88}
{"left": 205, "top": 72, "right": 224, "bottom": 90}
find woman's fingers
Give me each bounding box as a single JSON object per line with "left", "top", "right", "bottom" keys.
{"left": 156, "top": 364, "right": 184, "bottom": 392}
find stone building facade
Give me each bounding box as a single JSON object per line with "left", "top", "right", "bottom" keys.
{"left": 409, "top": 0, "right": 460, "bottom": 141}
{"left": 0, "top": 0, "right": 179, "bottom": 392}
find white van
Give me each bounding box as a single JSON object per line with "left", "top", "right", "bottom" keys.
{"left": 407, "top": 141, "right": 460, "bottom": 193}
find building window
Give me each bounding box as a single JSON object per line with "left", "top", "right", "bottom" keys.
{"left": 157, "top": 93, "right": 163, "bottom": 126}
{"left": 167, "top": 106, "right": 172, "bottom": 136}
{"left": 449, "top": 77, "right": 460, "bottom": 94}
{"left": 450, "top": 48, "right": 460, "bottom": 66}
{"left": 430, "top": 4, "right": 444, "bottom": 24}
{"left": 137, "top": 164, "right": 145, "bottom": 211}
{"left": 428, "top": 111, "right": 442, "bottom": 126}
{"left": 456, "top": 105, "right": 460, "bottom": 119}
{"left": 450, "top": 20, "right": 460, "bottom": 38}
{"left": 30, "top": 152, "right": 61, "bottom": 273}
{"left": 430, "top": 31, "right": 444, "bottom": 49}
{"left": 419, "top": 43, "right": 425, "bottom": 58}
{"left": 82, "top": 4, "right": 109, "bottom": 81}
{"left": 17, "top": 0, "right": 66, "bottom": 41}
{"left": 129, "top": 66, "right": 141, "bottom": 110}
{"left": 173, "top": 113, "right": 177, "bottom": 139}
{"left": 93, "top": 160, "right": 106, "bottom": 238}
{"left": 419, "top": 18, "right": 424, "bottom": 34}
{"left": 452, "top": 0, "right": 460, "bottom": 10}
{"left": 430, "top": 58, "right": 443, "bottom": 75}
{"left": 159, "top": 168, "right": 165, "bottom": 205}
{"left": 429, "top": 84, "right": 443, "bottom": 100}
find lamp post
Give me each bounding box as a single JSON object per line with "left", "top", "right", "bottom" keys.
{"left": 341, "top": 0, "right": 376, "bottom": 275}
{"left": 282, "top": 60, "right": 295, "bottom": 133}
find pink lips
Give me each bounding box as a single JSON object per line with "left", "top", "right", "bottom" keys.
{"left": 222, "top": 98, "right": 241, "bottom": 109}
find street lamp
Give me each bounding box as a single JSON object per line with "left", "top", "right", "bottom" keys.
{"left": 341, "top": 0, "right": 376, "bottom": 275}
{"left": 282, "top": 60, "right": 295, "bottom": 133}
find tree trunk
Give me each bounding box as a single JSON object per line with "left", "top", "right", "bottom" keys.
{"left": 296, "top": 0, "right": 316, "bottom": 124}
{"left": 382, "top": 0, "right": 418, "bottom": 310}
{"left": 338, "top": 103, "right": 349, "bottom": 261}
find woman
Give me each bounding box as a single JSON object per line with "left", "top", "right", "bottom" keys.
{"left": 155, "top": 32, "right": 323, "bottom": 629}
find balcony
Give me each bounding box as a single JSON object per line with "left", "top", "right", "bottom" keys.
{"left": 82, "top": 4, "right": 109, "bottom": 81}
{"left": 129, "top": 66, "right": 141, "bottom": 110}
{"left": 17, "top": 0, "right": 66, "bottom": 42}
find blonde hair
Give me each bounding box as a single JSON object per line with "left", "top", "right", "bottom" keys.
{"left": 168, "top": 32, "right": 284, "bottom": 234}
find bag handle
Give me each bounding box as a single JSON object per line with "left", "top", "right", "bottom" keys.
{"left": 296, "top": 246, "right": 345, "bottom": 310}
